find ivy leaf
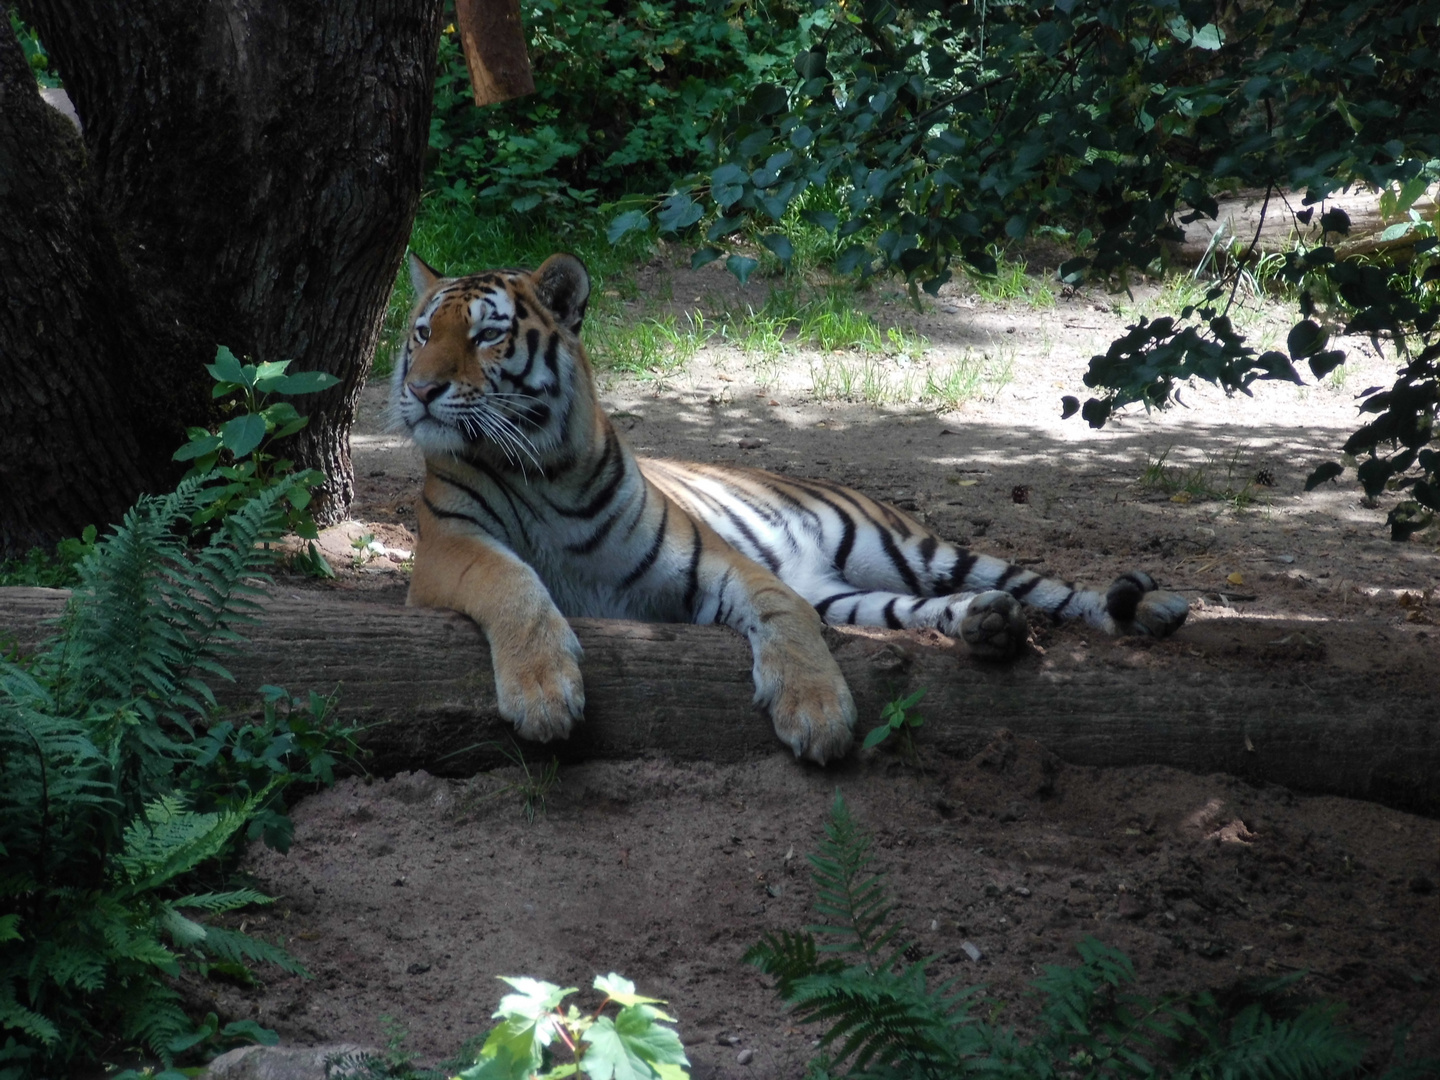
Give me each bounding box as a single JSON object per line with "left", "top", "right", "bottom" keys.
{"left": 690, "top": 246, "right": 723, "bottom": 270}
{"left": 1308, "top": 350, "right": 1345, "bottom": 379}
{"left": 1318, "top": 207, "right": 1351, "bottom": 235}
{"left": 1304, "top": 461, "right": 1344, "bottom": 490}
{"left": 1286, "top": 320, "right": 1325, "bottom": 359}
{"left": 760, "top": 234, "right": 794, "bottom": 265}
{"left": 726, "top": 254, "right": 759, "bottom": 285}
{"left": 800, "top": 209, "right": 838, "bottom": 233}
{"left": 710, "top": 164, "right": 747, "bottom": 209}
{"left": 607, "top": 210, "right": 651, "bottom": 245}
{"left": 1060, "top": 395, "right": 1080, "bottom": 419}
{"left": 656, "top": 194, "right": 703, "bottom": 234}
{"left": 220, "top": 414, "right": 267, "bottom": 460}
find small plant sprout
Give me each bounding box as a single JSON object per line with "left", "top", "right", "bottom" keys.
{"left": 459, "top": 973, "right": 690, "bottom": 1080}
{"left": 863, "top": 688, "right": 926, "bottom": 754}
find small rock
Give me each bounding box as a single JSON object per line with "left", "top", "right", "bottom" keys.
{"left": 960, "top": 940, "right": 984, "bottom": 962}
{"left": 406, "top": 962, "right": 430, "bottom": 975}
{"left": 716, "top": 1033, "right": 741, "bottom": 1046}
{"left": 737, "top": 1049, "right": 755, "bottom": 1065}
{"left": 737, "top": 437, "right": 769, "bottom": 449}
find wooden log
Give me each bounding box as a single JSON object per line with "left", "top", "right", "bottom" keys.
{"left": 1171, "top": 186, "right": 1438, "bottom": 264}
{"left": 3, "top": 587, "right": 1437, "bottom": 814}
{"left": 454, "top": 0, "right": 535, "bottom": 107}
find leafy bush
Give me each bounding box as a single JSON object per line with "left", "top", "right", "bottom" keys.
{"left": 0, "top": 366, "right": 355, "bottom": 1078}
{"left": 427, "top": 0, "right": 818, "bottom": 214}
{"left": 456, "top": 973, "right": 689, "bottom": 1079}
{"left": 615, "top": 0, "right": 1439, "bottom": 536}
{"left": 748, "top": 794, "right": 1435, "bottom": 1079}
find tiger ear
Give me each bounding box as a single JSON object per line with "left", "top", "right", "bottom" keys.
{"left": 408, "top": 252, "right": 443, "bottom": 295}
{"left": 533, "top": 253, "right": 590, "bottom": 332}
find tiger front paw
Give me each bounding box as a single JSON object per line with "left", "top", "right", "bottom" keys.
{"left": 754, "top": 640, "right": 856, "bottom": 764}
{"left": 958, "top": 590, "right": 1030, "bottom": 660}
{"left": 1106, "top": 572, "right": 1189, "bottom": 638}
{"left": 491, "top": 615, "right": 586, "bottom": 742}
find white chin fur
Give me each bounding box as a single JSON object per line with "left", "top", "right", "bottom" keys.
{"left": 406, "top": 417, "right": 471, "bottom": 456}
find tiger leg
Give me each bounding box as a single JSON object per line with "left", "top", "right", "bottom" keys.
{"left": 408, "top": 512, "right": 585, "bottom": 742}
{"left": 804, "top": 570, "right": 1188, "bottom": 660}
{"left": 684, "top": 521, "right": 856, "bottom": 764}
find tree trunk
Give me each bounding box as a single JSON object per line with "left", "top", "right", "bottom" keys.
{"left": 5, "top": 588, "right": 1437, "bottom": 815}
{"left": 0, "top": 1, "right": 443, "bottom": 556}
{"left": 0, "top": 26, "right": 153, "bottom": 550}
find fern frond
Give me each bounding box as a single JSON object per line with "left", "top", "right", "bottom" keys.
{"left": 172, "top": 889, "right": 275, "bottom": 914}
{"left": 807, "top": 793, "right": 900, "bottom": 964}
{"left": 118, "top": 979, "right": 191, "bottom": 1064}
{"left": 0, "top": 981, "right": 59, "bottom": 1046}
{"left": 1174, "top": 1002, "right": 1367, "bottom": 1080}
{"left": 787, "top": 964, "right": 984, "bottom": 1072}
{"left": 196, "top": 924, "right": 309, "bottom": 977}
{"left": 114, "top": 791, "right": 270, "bottom": 895}
{"left": 744, "top": 929, "right": 843, "bottom": 1000}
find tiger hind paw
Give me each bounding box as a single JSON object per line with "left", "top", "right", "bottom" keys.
{"left": 1106, "top": 572, "right": 1189, "bottom": 638}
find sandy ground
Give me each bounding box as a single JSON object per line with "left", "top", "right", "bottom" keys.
{"left": 203, "top": 262, "right": 1440, "bottom": 1077}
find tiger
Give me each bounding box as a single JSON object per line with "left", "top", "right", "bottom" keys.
{"left": 391, "top": 252, "right": 1189, "bottom": 764}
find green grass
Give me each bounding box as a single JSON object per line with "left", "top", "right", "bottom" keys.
{"left": 1139, "top": 446, "right": 1263, "bottom": 509}
{"left": 969, "top": 247, "right": 1057, "bottom": 308}
{"left": 585, "top": 311, "right": 705, "bottom": 377}
{"left": 809, "top": 347, "right": 1012, "bottom": 409}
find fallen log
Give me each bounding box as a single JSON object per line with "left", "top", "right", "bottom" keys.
{"left": 4, "top": 587, "right": 1437, "bottom": 814}
{"left": 1171, "top": 186, "right": 1438, "bottom": 264}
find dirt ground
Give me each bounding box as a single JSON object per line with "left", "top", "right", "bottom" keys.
{"left": 210, "top": 262, "right": 1440, "bottom": 1076}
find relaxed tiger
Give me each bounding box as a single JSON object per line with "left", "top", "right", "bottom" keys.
{"left": 392, "top": 253, "right": 1189, "bottom": 764}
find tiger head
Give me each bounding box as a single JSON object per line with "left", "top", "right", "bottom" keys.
{"left": 392, "top": 253, "right": 593, "bottom": 466}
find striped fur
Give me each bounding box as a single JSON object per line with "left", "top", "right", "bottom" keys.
{"left": 393, "top": 253, "right": 1189, "bottom": 763}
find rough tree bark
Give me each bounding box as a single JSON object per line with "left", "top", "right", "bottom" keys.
{"left": 0, "top": 1, "right": 444, "bottom": 555}
{"left": 5, "top": 588, "right": 1437, "bottom": 815}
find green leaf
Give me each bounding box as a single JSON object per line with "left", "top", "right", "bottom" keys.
{"left": 607, "top": 210, "right": 651, "bottom": 245}
{"left": 656, "top": 194, "right": 703, "bottom": 234}
{"left": 710, "top": 163, "right": 748, "bottom": 209}
{"left": 252, "top": 360, "right": 292, "bottom": 392}
{"left": 760, "top": 234, "right": 794, "bottom": 265}
{"left": 862, "top": 725, "right": 893, "bottom": 750}
{"left": 690, "top": 246, "right": 723, "bottom": 270}
{"left": 1190, "top": 22, "right": 1224, "bottom": 49}
{"left": 174, "top": 433, "right": 223, "bottom": 462}
{"left": 210, "top": 345, "right": 249, "bottom": 387}
{"left": 495, "top": 976, "right": 575, "bottom": 1023}
{"left": 581, "top": 1005, "right": 689, "bottom": 1080}
{"left": 221, "top": 414, "right": 268, "bottom": 460}
{"left": 726, "top": 254, "right": 759, "bottom": 285}
{"left": 1286, "top": 319, "right": 1326, "bottom": 359}
{"left": 1304, "top": 461, "right": 1345, "bottom": 490}
{"left": 594, "top": 973, "right": 671, "bottom": 1015}
{"left": 275, "top": 370, "right": 341, "bottom": 394}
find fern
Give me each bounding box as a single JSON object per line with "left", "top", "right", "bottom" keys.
{"left": 807, "top": 793, "right": 900, "bottom": 965}
{"left": 751, "top": 795, "right": 1437, "bottom": 1080}
{"left": 0, "top": 479, "right": 325, "bottom": 1077}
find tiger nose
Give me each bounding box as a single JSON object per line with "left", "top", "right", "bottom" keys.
{"left": 410, "top": 380, "right": 449, "bottom": 405}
